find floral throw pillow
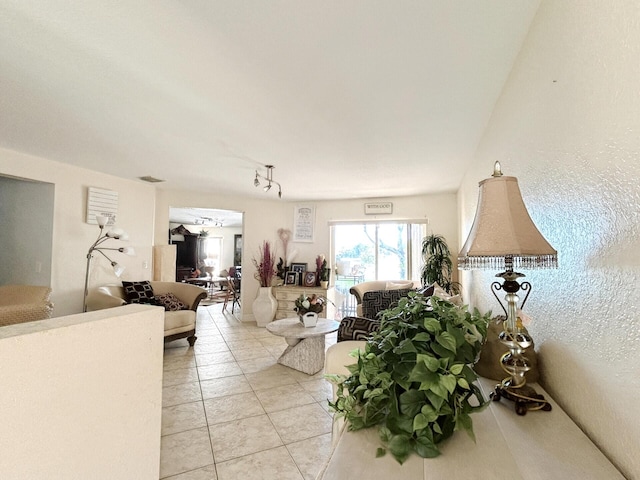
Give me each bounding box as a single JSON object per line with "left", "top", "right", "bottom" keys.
{"left": 122, "top": 281, "right": 156, "bottom": 304}
{"left": 154, "top": 293, "right": 188, "bottom": 312}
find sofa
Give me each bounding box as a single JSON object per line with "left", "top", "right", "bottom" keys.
{"left": 0, "top": 285, "right": 53, "bottom": 327}
{"left": 85, "top": 281, "right": 207, "bottom": 345}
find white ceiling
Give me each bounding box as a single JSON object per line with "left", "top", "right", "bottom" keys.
{"left": 0, "top": 0, "right": 539, "bottom": 201}
{"left": 169, "top": 207, "right": 243, "bottom": 228}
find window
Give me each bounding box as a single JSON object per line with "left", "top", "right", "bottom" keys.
{"left": 331, "top": 222, "right": 427, "bottom": 316}
{"left": 202, "top": 237, "right": 222, "bottom": 274}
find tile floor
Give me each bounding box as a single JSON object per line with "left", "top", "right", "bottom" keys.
{"left": 160, "top": 302, "right": 337, "bottom": 479}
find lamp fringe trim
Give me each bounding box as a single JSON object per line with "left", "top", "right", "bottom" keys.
{"left": 458, "top": 254, "right": 558, "bottom": 271}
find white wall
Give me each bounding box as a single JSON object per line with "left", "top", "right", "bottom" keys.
{"left": 458, "top": 2, "right": 640, "bottom": 477}
{"left": 0, "top": 148, "right": 157, "bottom": 316}
{"left": 0, "top": 305, "right": 164, "bottom": 480}
{"left": 156, "top": 189, "right": 458, "bottom": 321}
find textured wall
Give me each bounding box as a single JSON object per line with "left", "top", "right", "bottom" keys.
{"left": 460, "top": 0, "right": 640, "bottom": 362}
{"left": 458, "top": 2, "right": 640, "bottom": 476}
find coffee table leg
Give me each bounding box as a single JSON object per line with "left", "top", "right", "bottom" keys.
{"left": 278, "top": 335, "right": 325, "bottom": 375}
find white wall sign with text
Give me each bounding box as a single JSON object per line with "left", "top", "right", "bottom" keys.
{"left": 86, "top": 187, "right": 118, "bottom": 224}
{"left": 293, "top": 205, "right": 315, "bottom": 242}
{"left": 364, "top": 202, "right": 393, "bottom": 215}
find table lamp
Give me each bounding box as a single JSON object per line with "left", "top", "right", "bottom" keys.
{"left": 458, "top": 162, "right": 557, "bottom": 415}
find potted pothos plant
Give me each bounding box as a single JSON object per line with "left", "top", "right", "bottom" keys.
{"left": 327, "top": 293, "right": 490, "bottom": 463}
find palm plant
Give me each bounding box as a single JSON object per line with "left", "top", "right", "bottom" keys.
{"left": 420, "top": 234, "right": 460, "bottom": 294}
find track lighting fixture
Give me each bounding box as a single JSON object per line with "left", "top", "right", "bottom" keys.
{"left": 253, "top": 165, "right": 282, "bottom": 198}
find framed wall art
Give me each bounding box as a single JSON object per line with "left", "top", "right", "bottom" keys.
{"left": 233, "top": 234, "right": 242, "bottom": 266}
{"left": 293, "top": 204, "right": 315, "bottom": 242}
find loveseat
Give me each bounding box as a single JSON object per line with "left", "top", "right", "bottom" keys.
{"left": 85, "top": 281, "right": 207, "bottom": 345}
{"left": 0, "top": 285, "right": 53, "bottom": 327}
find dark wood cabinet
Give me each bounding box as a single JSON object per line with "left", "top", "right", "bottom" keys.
{"left": 170, "top": 226, "right": 208, "bottom": 281}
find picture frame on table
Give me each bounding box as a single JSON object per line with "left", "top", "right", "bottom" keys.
{"left": 290, "top": 263, "right": 307, "bottom": 274}
{"left": 285, "top": 271, "right": 299, "bottom": 286}
{"left": 303, "top": 271, "right": 317, "bottom": 288}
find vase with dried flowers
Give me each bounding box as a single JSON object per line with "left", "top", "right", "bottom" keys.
{"left": 252, "top": 241, "right": 278, "bottom": 326}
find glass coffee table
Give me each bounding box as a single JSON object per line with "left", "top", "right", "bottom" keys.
{"left": 266, "top": 317, "right": 340, "bottom": 375}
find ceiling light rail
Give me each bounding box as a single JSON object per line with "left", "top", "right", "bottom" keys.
{"left": 253, "top": 165, "right": 282, "bottom": 198}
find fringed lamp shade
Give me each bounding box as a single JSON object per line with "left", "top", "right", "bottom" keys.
{"left": 458, "top": 171, "right": 557, "bottom": 271}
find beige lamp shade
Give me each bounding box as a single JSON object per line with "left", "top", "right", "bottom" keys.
{"left": 458, "top": 170, "right": 557, "bottom": 271}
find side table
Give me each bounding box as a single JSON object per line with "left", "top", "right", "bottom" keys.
{"left": 266, "top": 317, "right": 339, "bottom": 375}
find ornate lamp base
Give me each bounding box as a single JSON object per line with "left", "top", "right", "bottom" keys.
{"left": 492, "top": 380, "right": 552, "bottom": 416}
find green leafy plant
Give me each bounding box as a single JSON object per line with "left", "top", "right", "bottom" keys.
{"left": 327, "top": 293, "right": 490, "bottom": 463}
{"left": 420, "top": 234, "right": 460, "bottom": 294}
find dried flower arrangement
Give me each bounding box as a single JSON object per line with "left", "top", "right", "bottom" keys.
{"left": 252, "top": 240, "right": 276, "bottom": 287}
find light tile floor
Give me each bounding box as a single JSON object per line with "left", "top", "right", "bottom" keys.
{"left": 160, "top": 302, "right": 337, "bottom": 479}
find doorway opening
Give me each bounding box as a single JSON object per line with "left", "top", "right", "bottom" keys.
{"left": 168, "top": 207, "right": 244, "bottom": 282}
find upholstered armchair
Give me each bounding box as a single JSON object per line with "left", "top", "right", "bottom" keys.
{"left": 0, "top": 285, "right": 54, "bottom": 327}
{"left": 338, "top": 287, "right": 416, "bottom": 342}
{"left": 348, "top": 280, "right": 416, "bottom": 316}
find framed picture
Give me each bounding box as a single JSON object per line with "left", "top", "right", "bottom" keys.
{"left": 285, "top": 271, "right": 299, "bottom": 286}
{"left": 290, "top": 263, "right": 307, "bottom": 273}
{"left": 303, "top": 271, "right": 317, "bottom": 288}
{"left": 233, "top": 234, "right": 242, "bottom": 266}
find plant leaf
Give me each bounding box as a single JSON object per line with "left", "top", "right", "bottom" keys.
{"left": 412, "top": 332, "right": 432, "bottom": 342}
{"left": 429, "top": 381, "right": 448, "bottom": 399}
{"left": 414, "top": 434, "right": 441, "bottom": 458}
{"left": 455, "top": 412, "right": 475, "bottom": 442}
{"left": 425, "top": 390, "right": 445, "bottom": 411}
{"left": 409, "top": 362, "right": 439, "bottom": 385}
{"left": 394, "top": 338, "right": 417, "bottom": 355}
{"left": 399, "top": 390, "right": 425, "bottom": 417}
{"left": 420, "top": 404, "right": 439, "bottom": 422}
{"left": 440, "top": 374, "right": 457, "bottom": 394}
{"left": 436, "top": 331, "right": 457, "bottom": 353}
{"left": 412, "top": 413, "right": 429, "bottom": 431}
{"left": 388, "top": 434, "right": 412, "bottom": 464}
{"left": 417, "top": 353, "right": 440, "bottom": 372}
{"left": 450, "top": 363, "right": 464, "bottom": 375}
{"left": 423, "top": 318, "right": 441, "bottom": 333}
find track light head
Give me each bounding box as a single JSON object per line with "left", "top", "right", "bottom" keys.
{"left": 252, "top": 165, "right": 282, "bottom": 198}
